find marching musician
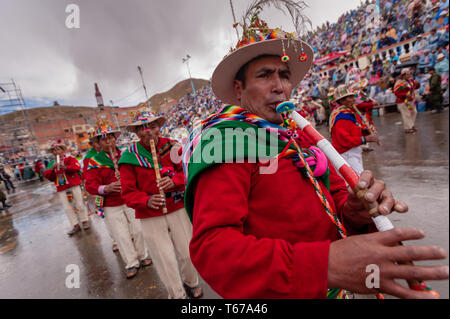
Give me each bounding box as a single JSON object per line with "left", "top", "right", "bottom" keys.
{"left": 119, "top": 110, "right": 203, "bottom": 299}
{"left": 43, "top": 140, "right": 90, "bottom": 236}
{"left": 394, "top": 68, "right": 420, "bottom": 134}
{"left": 298, "top": 96, "right": 317, "bottom": 128}
{"left": 329, "top": 87, "right": 380, "bottom": 175}
{"left": 85, "top": 121, "right": 152, "bottom": 279}
{"left": 83, "top": 128, "right": 119, "bottom": 253}
{"left": 184, "top": 11, "right": 448, "bottom": 299}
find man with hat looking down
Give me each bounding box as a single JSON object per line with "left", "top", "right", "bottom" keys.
{"left": 84, "top": 121, "right": 151, "bottom": 279}
{"left": 119, "top": 109, "right": 202, "bottom": 298}
{"left": 329, "top": 86, "right": 380, "bottom": 174}
{"left": 183, "top": 5, "right": 448, "bottom": 299}
{"left": 83, "top": 128, "right": 119, "bottom": 253}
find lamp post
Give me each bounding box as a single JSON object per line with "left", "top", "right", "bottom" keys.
{"left": 137, "top": 66, "right": 151, "bottom": 110}
{"left": 182, "top": 54, "right": 196, "bottom": 97}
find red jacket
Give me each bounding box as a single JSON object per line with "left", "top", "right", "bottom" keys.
{"left": 189, "top": 158, "right": 370, "bottom": 299}
{"left": 356, "top": 100, "right": 374, "bottom": 123}
{"left": 43, "top": 156, "right": 82, "bottom": 192}
{"left": 331, "top": 119, "right": 370, "bottom": 154}
{"left": 394, "top": 78, "right": 419, "bottom": 104}
{"left": 34, "top": 162, "right": 44, "bottom": 173}
{"left": 85, "top": 150, "right": 124, "bottom": 207}
{"left": 120, "top": 138, "right": 185, "bottom": 219}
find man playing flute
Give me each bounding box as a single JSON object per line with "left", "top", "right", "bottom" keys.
{"left": 119, "top": 109, "right": 202, "bottom": 299}
{"left": 85, "top": 121, "right": 151, "bottom": 279}
{"left": 44, "top": 139, "right": 90, "bottom": 236}
{"left": 183, "top": 9, "right": 448, "bottom": 299}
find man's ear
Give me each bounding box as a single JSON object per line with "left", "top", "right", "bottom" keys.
{"left": 233, "top": 79, "right": 243, "bottom": 103}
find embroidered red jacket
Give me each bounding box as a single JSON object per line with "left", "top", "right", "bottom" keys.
{"left": 330, "top": 105, "right": 370, "bottom": 154}
{"left": 84, "top": 149, "right": 124, "bottom": 207}
{"left": 43, "top": 156, "right": 82, "bottom": 192}
{"left": 189, "top": 157, "right": 372, "bottom": 299}
{"left": 120, "top": 138, "right": 185, "bottom": 219}
{"left": 394, "top": 78, "right": 419, "bottom": 104}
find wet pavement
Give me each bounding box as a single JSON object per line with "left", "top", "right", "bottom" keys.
{"left": 0, "top": 108, "right": 448, "bottom": 299}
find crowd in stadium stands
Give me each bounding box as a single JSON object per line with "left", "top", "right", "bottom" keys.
{"left": 157, "top": 0, "right": 449, "bottom": 135}
{"left": 308, "top": 0, "right": 448, "bottom": 68}
{"left": 159, "top": 86, "right": 224, "bottom": 134}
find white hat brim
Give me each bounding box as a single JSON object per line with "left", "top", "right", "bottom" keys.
{"left": 93, "top": 131, "right": 121, "bottom": 140}
{"left": 211, "top": 39, "right": 314, "bottom": 106}
{"left": 126, "top": 116, "right": 166, "bottom": 133}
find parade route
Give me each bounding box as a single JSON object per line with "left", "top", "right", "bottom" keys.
{"left": 0, "top": 109, "right": 448, "bottom": 299}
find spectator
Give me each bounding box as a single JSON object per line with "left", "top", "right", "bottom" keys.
{"left": 0, "top": 165, "right": 16, "bottom": 193}
{"left": 437, "top": 25, "right": 449, "bottom": 48}
{"left": 389, "top": 50, "right": 398, "bottom": 63}
{"left": 333, "top": 69, "right": 346, "bottom": 86}
{"left": 428, "top": 29, "right": 440, "bottom": 50}
{"left": 397, "top": 12, "right": 411, "bottom": 33}
{"left": 390, "top": 56, "right": 400, "bottom": 75}
{"left": 378, "top": 32, "right": 397, "bottom": 49}
{"left": 436, "top": 46, "right": 449, "bottom": 60}
{"left": 372, "top": 55, "right": 384, "bottom": 76}
{"left": 411, "top": 18, "right": 425, "bottom": 37}
{"left": 412, "top": 35, "right": 428, "bottom": 61}
{"left": 427, "top": 67, "right": 444, "bottom": 113}
{"left": 424, "top": 16, "right": 438, "bottom": 33}
{"left": 435, "top": 53, "right": 449, "bottom": 77}
{"left": 386, "top": 25, "right": 398, "bottom": 41}
{"left": 419, "top": 49, "right": 436, "bottom": 71}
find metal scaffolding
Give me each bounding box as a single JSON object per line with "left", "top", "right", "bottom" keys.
{"left": 0, "top": 79, "right": 39, "bottom": 158}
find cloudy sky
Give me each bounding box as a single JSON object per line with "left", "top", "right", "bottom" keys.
{"left": 0, "top": 0, "right": 361, "bottom": 111}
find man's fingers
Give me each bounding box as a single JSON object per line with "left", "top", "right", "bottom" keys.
{"left": 388, "top": 245, "right": 447, "bottom": 262}
{"left": 386, "top": 264, "right": 449, "bottom": 282}
{"left": 150, "top": 195, "right": 166, "bottom": 208}
{"left": 378, "top": 189, "right": 394, "bottom": 215}
{"left": 378, "top": 228, "right": 425, "bottom": 246}
{"left": 381, "top": 280, "right": 438, "bottom": 299}
{"left": 364, "top": 179, "right": 386, "bottom": 202}
{"left": 394, "top": 200, "right": 408, "bottom": 213}
{"left": 357, "top": 170, "right": 374, "bottom": 189}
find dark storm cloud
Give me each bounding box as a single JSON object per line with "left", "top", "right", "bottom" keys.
{"left": 0, "top": 0, "right": 359, "bottom": 108}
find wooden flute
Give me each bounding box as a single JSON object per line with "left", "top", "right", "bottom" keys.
{"left": 56, "top": 154, "right": 61, "bottom": 171}
{"left": 108, "top": 145, "right": 120, "bottom": 180}
{"left": 149, "top": 139, "right": 168, "bottom": 214}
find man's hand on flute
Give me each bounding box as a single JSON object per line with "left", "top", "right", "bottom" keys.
{"left": 365, "top": 133, "right": 381, "bottom": 146}
{"left": 327, "top": 170, "right": 449, "bottom": 298}
{"left": 343, "top": 170, "right": 408, "bottom": 228}
{"left": 147, "top": 194, "right": 166, "bottom": 210}
{"left": 157, "top": 176, "right": 175, "bottom": 191}
{"left": 104, "top": 181, "right": 121, "bottom": 194}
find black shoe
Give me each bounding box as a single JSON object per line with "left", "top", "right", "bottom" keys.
{"left": 67, "top": 225, "right": 82, "bottom": 236}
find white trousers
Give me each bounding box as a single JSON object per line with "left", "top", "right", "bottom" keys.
{"left": 140, "top": 208, "right": 199, "bottom": 299}
{"left": 57, "top": 185, "right": 89, "bottom": 227}
{"left": 103, "top": 205, "right": 148, "bottom": 269}
{"left": 397, "top": 102, "right": 417, "bottom": 130}
{"left": 87, "top": 193, "right": 116, "bottom": 244}
{"left": 341, "top": 146, "right": 364, "bottom": 175}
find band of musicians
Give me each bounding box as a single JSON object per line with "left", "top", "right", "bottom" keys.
{"left": 32, "top": 0, "right": 448, "bottom": 300}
